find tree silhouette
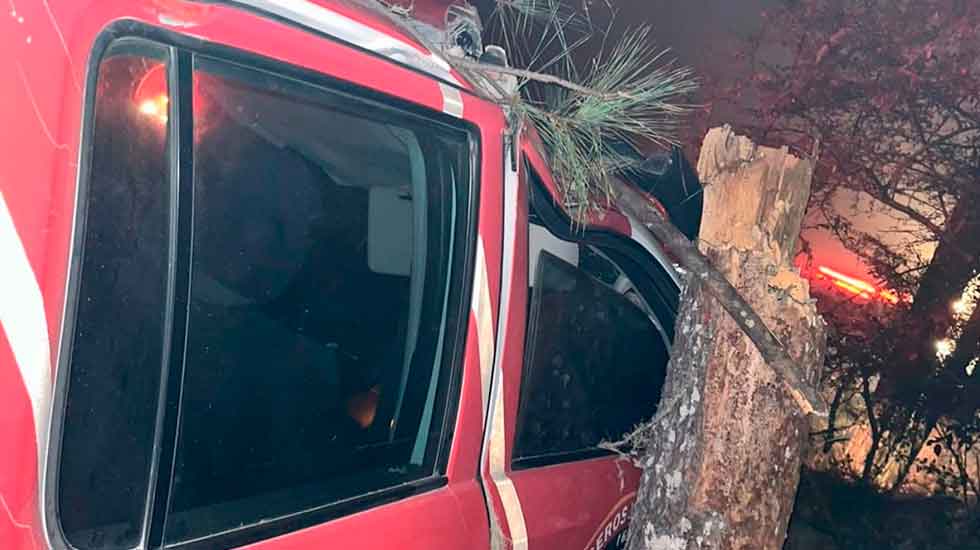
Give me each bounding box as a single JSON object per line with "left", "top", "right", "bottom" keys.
{"left": 710, "top": 0, "right": 980, "bottom": 502}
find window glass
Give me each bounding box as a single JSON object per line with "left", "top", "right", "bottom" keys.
{"left": 57, "top": 41, "right": 171, "bottom": 550}
{"left": 164, "top": 56, "right": 468, "bottom": 542}
{"left": 514, "top": 223, "right": 673, "bottom": 465}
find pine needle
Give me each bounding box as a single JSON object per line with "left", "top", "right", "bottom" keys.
{"left": 516, "top": 26, "right": 698, "bottom": 221}
{"left": 475, "top": 2, "right": 698, "bottom": 222}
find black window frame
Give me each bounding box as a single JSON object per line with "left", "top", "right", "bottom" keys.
{"left": 45, "top": 20, "right": 480, "bottom": 550}
{"left": 512, "top": 162, "right": 679, "bottom": 470}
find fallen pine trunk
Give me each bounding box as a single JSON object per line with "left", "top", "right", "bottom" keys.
{"left": 619, "top": 126, "right": 827, "bottom": 550}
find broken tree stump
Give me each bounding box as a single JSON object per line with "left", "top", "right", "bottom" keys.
{"left": 624, "top": 126, "right": 827, "bottom": 550}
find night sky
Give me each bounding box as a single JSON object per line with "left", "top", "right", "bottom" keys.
{"left": 606, "top": 0, "right": 923, "bottom": 285}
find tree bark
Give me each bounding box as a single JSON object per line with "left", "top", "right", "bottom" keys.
{"left": 625, "top": 126, "right": 826, "bottom": 550}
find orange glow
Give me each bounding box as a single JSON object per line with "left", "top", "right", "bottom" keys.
{"left": 138, "top": 95, "right": 169, "bottom": 124}
{"left": 832, "top": 280, "right": 872, "bottom": 300}
{"left": 346, "top": 385, "right": 380, "bottom": 429}
{"left": 818, "top": 266, "right": 876, "bottom": 293}
{"left": 817, "top": 265, "right": 900, "bottom": 305}
{"left": 879, "top": 290, "right": 900, "bottom": 305}
{"left": 132, "top": 63, "right": 209, "bottom": 131}
{"left": 134, "top": 64, "right": 169, "bottom": 125}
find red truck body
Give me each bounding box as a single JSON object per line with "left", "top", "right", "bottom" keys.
{"left": 0, "top": 2, "right": 683, "bottom": 548}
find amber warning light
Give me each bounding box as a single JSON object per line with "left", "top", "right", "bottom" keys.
{"left": 815, "top": 266, "right": 900, "bottom": 305}
{"left": 134, "top": 63, "right": 169, "bottom": 125}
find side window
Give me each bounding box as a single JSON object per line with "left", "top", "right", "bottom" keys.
{"left": 513, "top": 175, "right": 675, "bottom": 467}
{"left": 56, "top": 40, "right": 172, "bottom": 550}
{"left": 164, "top": 56, "right": 469, "bottom": 543}
{"left": 51, "top": 40, "right": 472, "bottom": 550}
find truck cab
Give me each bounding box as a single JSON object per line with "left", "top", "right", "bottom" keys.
{"left": 0, "top": 2, "right": 696, "bottom": 549}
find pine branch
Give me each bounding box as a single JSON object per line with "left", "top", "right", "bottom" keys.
{"left": 466, "top": 0, "right": 824, "bottom": 418}
{"left": 448, "top": 56, "right": 637, "bottom": 100}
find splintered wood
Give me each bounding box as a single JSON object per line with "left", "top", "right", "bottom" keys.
{"left": 626, "top": 126, "right": 826, "bottom": 550}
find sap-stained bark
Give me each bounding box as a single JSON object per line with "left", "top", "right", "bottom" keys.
{"left": 627, "top": 126, "right": 826, "bottom": 550}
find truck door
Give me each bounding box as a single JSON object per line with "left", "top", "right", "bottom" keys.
{"left": 479, "top": 141, "right": 679, "bottom": 550}
{"left": 36, "top": 2, "right": 503, "bottom": 549}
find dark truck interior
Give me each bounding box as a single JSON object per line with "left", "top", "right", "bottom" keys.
{"left": 167, "top": 57, "right": 464, "bottom": 541}
{"left": 59, "top": 47, "right": 468, "bottom": 547}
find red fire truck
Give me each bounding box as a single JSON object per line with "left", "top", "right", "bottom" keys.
{"left": 0, "top": 1, "right": 701, "bottom": 548}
